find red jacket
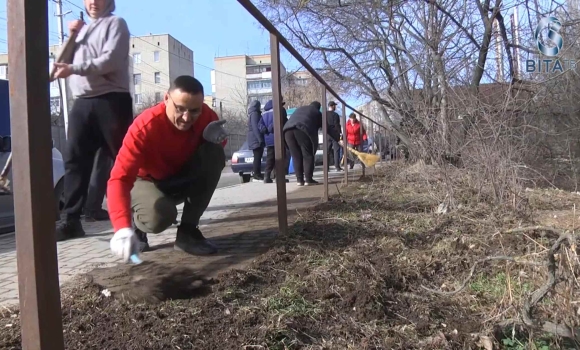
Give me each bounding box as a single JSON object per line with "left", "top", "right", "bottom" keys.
{"left": 107, "top": 102, "right": 224, "bottom": 231}
{"left": 346, "top": 119, "right": 367, "bottom": 146}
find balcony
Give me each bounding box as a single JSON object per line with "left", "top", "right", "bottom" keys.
{"left": 246, "top": 71, "right": 272, "bottom": 80}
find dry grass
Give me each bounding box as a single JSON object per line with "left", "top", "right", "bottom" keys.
{"left": 0, "top": 161, "right": 579, "bottom": 349}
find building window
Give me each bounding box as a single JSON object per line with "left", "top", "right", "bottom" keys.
{"left": 133, "top": 73, "right": 141, "bottom": 85}
{"left": 153, "top": 51, "right": 160, "bottom": 62}
{"left": 248, "top": 94, "right": 272, "bottom": 107}
{"left": 247, "top": 79, "right": 272, "bottom": 90}
{"left": 134, "top": 93, "right": 142, "bottom": 104}
{"left": 154, "top": 72, "right": 161, "bottom": 84}
{"left": 0, "top": 65, "right": 7, "bottom": 79}
{"left": 133, "top": 53, "right": 141, "bottom": 64}
{"left": 246, "top": 65, "right": 270, "bottom": 74}
{"left": 155, "top": 92, "right": 162, "bottom": 102}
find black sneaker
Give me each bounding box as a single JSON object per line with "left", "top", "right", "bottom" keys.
{"left": 135, "top": 228, "right": 150, "bottom": 252}
{"left": 305, "top": 179, "right": 320, "bottom": 186}
{"left": 264, "top": 177, "right": 273, "bottom": 184}
{"left": 252, "top": 174, "right": 264, "bottom": 181}
{"left": 297, "top": 180, "right": 305, "bottom": 186}
{"left": 335, "top": 167, "right": 344, "bottom": 172}
{"left": 84, "top": 208, "right": 109, "bottom": 222}
{"left": 55, "top": 219, "right": 86, "bottom": 242}
{"left": 174, "top": 226, "right": 218, "bottom": 255}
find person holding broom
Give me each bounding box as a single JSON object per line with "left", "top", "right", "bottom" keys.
{"left": 345, "top": 113, "right": 368, "bottom": 169}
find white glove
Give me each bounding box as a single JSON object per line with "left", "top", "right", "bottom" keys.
{"left": 110, "top": 227, "right": 138, "bottom": 263}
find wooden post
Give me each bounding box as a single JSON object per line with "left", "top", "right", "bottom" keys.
{"left": 342, "top": 105, "right": 348, "bottom": 184}
{"left": 8, "top": 0, "right": 65, "bottom": 348}
{"left": 321, "top": 88, "right": 328, "bottom": 201}
{"left": 269, "top": 33, "right": 288, "bottom": 234}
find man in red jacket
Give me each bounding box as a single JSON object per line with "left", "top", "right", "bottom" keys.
{"left": 108, "top": 75, "right": 228, "bottom": 262}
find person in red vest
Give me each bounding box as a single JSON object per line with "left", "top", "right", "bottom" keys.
{"left": 345, "top": 112, "right": 367, "bottom": 169}
{"left": 108, "top": 75, "right": 228, "bottom": 262}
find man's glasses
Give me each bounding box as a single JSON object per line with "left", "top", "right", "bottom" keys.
{"left": 168, "top": 95, "right": 202, "bottom": 117}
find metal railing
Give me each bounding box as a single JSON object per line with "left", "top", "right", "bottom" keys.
{"left": 6, "top": 1, "right": 391, "bottom": 348}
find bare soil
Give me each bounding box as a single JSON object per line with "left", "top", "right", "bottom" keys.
{"left": 1, "top": 162, "right": 579, "bottom": 349}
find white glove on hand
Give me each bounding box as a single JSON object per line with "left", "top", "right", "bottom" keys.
{"left": 203, "top": 120, "right": 228, "bottom": 144}
{"left": 110, "top": 227, "right": 138, "bottom": 263}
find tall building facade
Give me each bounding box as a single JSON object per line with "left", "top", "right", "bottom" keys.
{"left": 211, "top": 54, "right": 287, "bottom": 114}
{"left": 129, "top": 34, "right": 194, "bottom": 111}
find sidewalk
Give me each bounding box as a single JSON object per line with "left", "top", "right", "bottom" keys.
{"left": 0, "top": 167, "right": 366, "bottom": 306}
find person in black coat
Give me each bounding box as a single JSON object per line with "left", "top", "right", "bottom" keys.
{"left": 326, "top": 101, "right": 343, "bottom": 171}
{"left": 246, "top": 100, "right": 265, "bottom": 180}
{"left": 283, "top": 101, "right": 340, "bottom": 186}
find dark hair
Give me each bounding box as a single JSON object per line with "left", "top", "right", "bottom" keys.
{"left": 349, "top": 113, "right": 357, "bottom": 119}
{"left": 310, "top": 101, "right": 321, "bottom": 111}
{"left": 169, "top": 75, "right": 204, "bottom": 95}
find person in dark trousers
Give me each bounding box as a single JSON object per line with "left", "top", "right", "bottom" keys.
{"left": 283, "top": 101, "right": 340, "bottom": 186}
{"left": 247, "top": 100, "right": 265, "bottom": 181}
{"left": 326, "top": 101, "right": 343, "bottom": 172}
{"left": 258, "top": 99, "right": 288, "bottom": 183}
{"left": 83, "top": 147, "right": 113, "bottom": 221}
{"left": 108, "top": 76, "right": 228, "bottom": 260}
{"left": 52, "top": 0, "right": 133, "bottom": 241}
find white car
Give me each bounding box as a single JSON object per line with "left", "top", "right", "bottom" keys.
{"left": 0, "top": 139, "right": 65, "bottom": 233}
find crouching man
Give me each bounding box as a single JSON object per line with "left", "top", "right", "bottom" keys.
{"left": 108, "top": 76, "right": 227, "bottom": 262}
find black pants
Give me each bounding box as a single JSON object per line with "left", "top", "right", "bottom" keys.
{"left": 265, "top": 145, "right": 275, "bottom": 176}
{"left": 63, "top": 92, "right": 133, "bottom": 220}
{"left": 347, "top": 143, "right": 365, "bottom": 169}
{"left": 132, "top": 143, "right": 225, "bottom": 233}
{"left": 328, "top": 138, "right": 341, "bottom": 169}
{"left": 252, "top": 147, "right": 264, "bottom": 176}
{"left": 84, "top": 147, "right": 113, "bottom": 212}
{"left": 285, "top": 129, "right": 315, "bottom": 182}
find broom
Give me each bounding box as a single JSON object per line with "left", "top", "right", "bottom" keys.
{"left": 49, "top": 12, "right": 84, "bottom": 81}
{"left": 340, "top": 142, "right": 380, "bottom": 167}
{"left": 0, "top": 152, "right": 12, "bottom": 193}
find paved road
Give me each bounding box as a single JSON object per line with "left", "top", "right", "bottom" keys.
{"left": 217, "top": 171, "right": 241, "bottom": 189}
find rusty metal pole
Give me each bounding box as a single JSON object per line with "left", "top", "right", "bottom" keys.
{"left": 342, "top": 104, "right": 348, "bottom": 185}
{"left": 8, "top": 0, "right": 65, "bottom": 348}
{"left": 379, "top": 127, "right": 383, "bottom": 162}
{"left": 321, "top": 88, "right": 328, "bottom": 201}
{"left": 360, "top": 116, "right": 365, "bottom": 177}
{"left": 270, "top": 33, "right": 288, "bottom": 234}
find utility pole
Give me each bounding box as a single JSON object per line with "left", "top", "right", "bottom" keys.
{"left": 55, "top": 0, "right": 72, "bottom": 137}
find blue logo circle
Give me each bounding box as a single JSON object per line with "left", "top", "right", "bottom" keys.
{"left": 535, "top": 16, "right": 563, "bottom": 57}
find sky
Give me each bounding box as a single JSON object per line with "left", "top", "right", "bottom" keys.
{"left": 0, "top": 0, "right": 364, "bottom": 107}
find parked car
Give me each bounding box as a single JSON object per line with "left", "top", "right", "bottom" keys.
{"left": 0, "top": 138, "right": 65, "bottom": 234}
{"left": 230, "top": 141, "right": 267, "bottom": 183}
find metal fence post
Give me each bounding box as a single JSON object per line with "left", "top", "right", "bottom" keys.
{"left": 321, "top": 87, "right": 328, "bottom": 201}
{"left": 360, "top": 116, "right": 365, "bottom": 177}
{"left": 342, "top": 104, "right": 348, "bottom": 185}
{"left": 8, "top": 0, "right": 65, "bottom": 348}
{"left": 270, "top": 33, "right": 288, "bottom": 234}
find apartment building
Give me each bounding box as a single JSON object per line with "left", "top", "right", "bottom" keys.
{"left": 129, "top": 34, "right": 194, "bottom": 109}
{"left": 211, "top": 54, "right": 287, "bottom": 114}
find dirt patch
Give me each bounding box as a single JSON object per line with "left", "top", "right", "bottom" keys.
{"left": 0, "top": 163, "right": 579, "bottom": 349}
{"left": 89, "top": 262, "right": 214, "bottom": 303}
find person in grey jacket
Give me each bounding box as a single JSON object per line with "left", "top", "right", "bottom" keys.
{"left": 246, "top": 100, "right": 265, "bottom": 181}
{"left": 52, "top": 0, "right": 133, "bottom": 241}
